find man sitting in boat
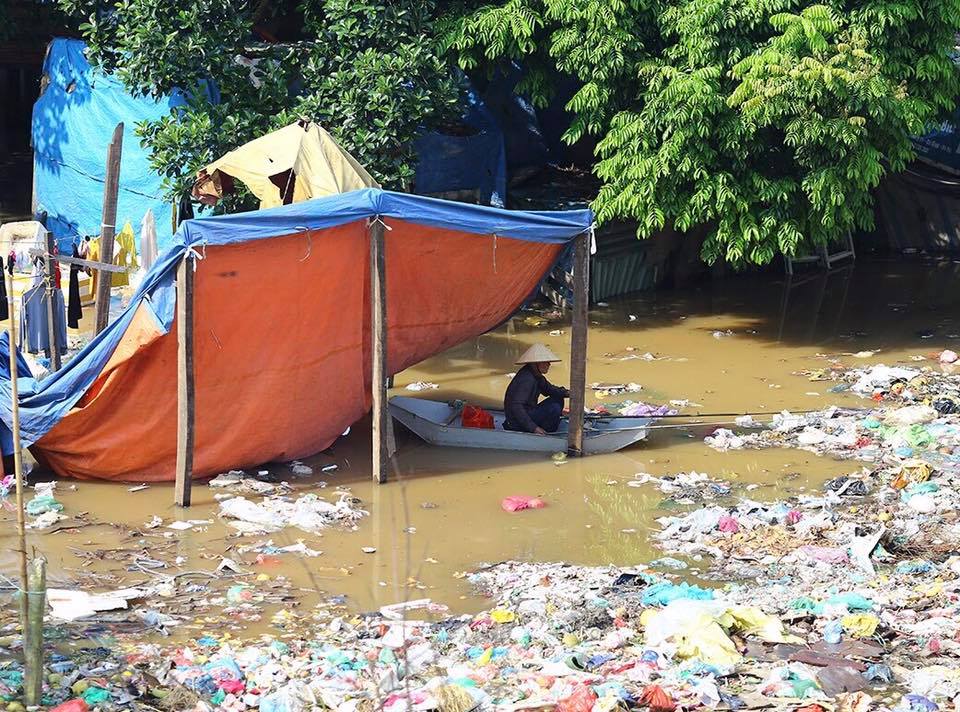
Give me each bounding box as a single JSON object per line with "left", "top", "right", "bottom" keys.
{"left": 503, "top": 344, "right": 570, "bottom": 435}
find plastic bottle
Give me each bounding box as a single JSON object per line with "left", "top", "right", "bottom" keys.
{"left": 824, "top": 620, "right": 843, "bottom": 644}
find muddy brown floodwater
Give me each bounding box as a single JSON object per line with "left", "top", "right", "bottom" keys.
{"left": 2, "top": 258, "right": 958, "bottom": 642}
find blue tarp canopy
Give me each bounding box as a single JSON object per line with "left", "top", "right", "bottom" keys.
{"left": 32, "top": 38, "right": 183, "bottom": 250}
{"left": 914, "top": 111, "right": 960, "bottom": 176}
{"left": 414, "top": 79, "right": 508, "bottom": 207}
{"left": 0, "top": 188, "right": 592, "bottom": 454}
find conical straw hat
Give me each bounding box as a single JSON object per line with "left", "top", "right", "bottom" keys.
{"left": 516, "top": 343, "right": 561, "bottom": 364}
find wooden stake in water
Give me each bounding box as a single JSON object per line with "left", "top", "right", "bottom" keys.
{"left": 23, "top": 556, "right": 45, "bottom": 706}
{"left": 174, "top": 255, "right": 195, "bottom": 507}
{"left": 567, "top": 229, "right": 590, "bottom": 456}
{"left": 5, "top": 270, "right": 28, "bottom": 627}
{"left": 370, "top": 218, "right": 388, "bottom": 484}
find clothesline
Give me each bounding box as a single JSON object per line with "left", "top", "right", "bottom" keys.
{"left": 49, "top": 253, "right": 132, "bottom": 275}
{"left": 11, "top": 244, "right": 136, "bottom": 275}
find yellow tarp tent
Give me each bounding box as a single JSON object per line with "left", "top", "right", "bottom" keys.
{"left": 193, "top": 121, "right": 379, "bottom": 209}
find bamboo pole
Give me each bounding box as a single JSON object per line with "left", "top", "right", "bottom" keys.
{"left": 5, "top": 270, "right": 27, "bottom": 627}
{"left": 567, "top": 230, "right": 591, "bottom": 456}
{"left": 43, "top": 230, "right": 60, "bottom": 372}
{"left": 174, "top": 256, "right": 195, "bottom": 507}
{"left": 95, "top": 122, "right": 123, "bottom": 335}
{"left": 370, "top": 219, "right": 388, "bottom": 484}
{"left": 23, "top": 556, "right": 45, "bottom": 706}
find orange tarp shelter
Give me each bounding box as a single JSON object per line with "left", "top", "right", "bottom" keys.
{"left": 0, "top": 189, "right": 592, "bottom": 481}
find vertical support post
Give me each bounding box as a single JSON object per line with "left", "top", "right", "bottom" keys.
{"left": 370, "top": 218, "right": 388, "bottom": 484}
{"left": 5, "top": 271, "right": 27, "bottom": 627}
{"left": 95, "top": 122, "right": 123, "bottom": 335}
{"left": 43, "top": 230, "right": 60, "bottom": 372}
{"left": 174, "top": 256, "right": 195, "bottom": 506}
{"left": 567, "top": 230, "right": 591, "bottom": 456}
{"left": 23, "top": 556, "right": 45, "bottom": 706}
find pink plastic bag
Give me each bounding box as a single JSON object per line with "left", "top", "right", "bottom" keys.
{"left": 50, "top": 701, "right": 90, "bottom": 712}
{"left": 501, "top": 495, "right": 546, "bottom": 512}
{"left": 717, "top": 515, "right": 740, "bottom": 533}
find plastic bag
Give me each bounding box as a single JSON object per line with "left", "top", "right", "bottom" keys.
{"left": 717, "top": 516, "right": 740, "bottom": 533}
{"left": 26, "top": 495, "right": 64, "bottom": 515}
{"left": 259, "top": 681, "right": 317, "bottom": 712}
{"left": 842, "top": 613, "right": 879, "bottom": 638}
{"left": 557, "top": 684, "right": 598, "bottom": 712}
{"left": 81, "top": 687, "right": 110, "bottom": 705}
{"left": 501, "top": 495, "right": 546, "bottom": 512}
{"left": 642, "top": 581, "right": 714, "bottom": 606}
{"left": 462, "top": 405, "right": 494, "bottom": 429}
{"left": 639, "top": 684, "right": 676, "bottom": 712}
{"left": 892, "top": 460, "right": 932, "bottom": 490}
{"left": 49, "top": 701, "right": 90, "bottom": 712}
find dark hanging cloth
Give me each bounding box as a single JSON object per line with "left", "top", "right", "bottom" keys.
{"left": 177, "top": 195, "right": 194, "bottom": 225}
{"left": 6, "top": 253, "right": 13, "bottom": 276}
{"left": 68, "top": 244, "right": 82, "bottom": 329}
{"left": 0, "top": 262, "right": 7, "bottom": 322}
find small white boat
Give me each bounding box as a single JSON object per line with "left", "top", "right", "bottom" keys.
{"left": 388, "top": 396, "right": 651, "bottom": 455}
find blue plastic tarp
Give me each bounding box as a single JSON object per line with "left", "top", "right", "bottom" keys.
{"left": 0, "top": 333, "right": 33, "bottom": 456}
{"left": 414, "top": 78, "right": 507, "bottom": 207}
{"left": 0, "top": 188, "right": 592, "bottom": 453}
{"left": 480, "top": 66, "right": 549, "bottom": 172}
{"left": 914, "top": 110, "right": 960, "bottom": 175}
{"left": 32, "top": 38, "right": 183, "bottom": 251}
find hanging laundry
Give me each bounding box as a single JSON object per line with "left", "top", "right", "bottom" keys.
{"left": 87, "top": 237, "right": 100, "bottom": 298}
{"left": 6, "top": 252, "right": 14, "bottom": 276}
{"left": 68, "top": 244, "right": 83, "bottom": 329}
{"left": 178, "top": 194, "right": 195, "bottom": 224}
{"left": 0, "top": 265, "right": 7, "bottom": 321}
{"left": 19, "top": 285, "right": 67, "bottom": 355}
{"left": 140, "top": 209, "right": 158, "bottom": 271}
{"left": 30, "top": 255, "right": 44, "bottom": 288}
{"left": 51, "top": 244, "right": 61, "bottom": 290}
{"left": 112, "top": 221, "right": 139, "bottom": 287}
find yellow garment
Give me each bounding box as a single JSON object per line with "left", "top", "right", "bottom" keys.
{"left": 196, "top": 122, "right": 379, "bottom": 209}
{"left": 841, "top": 613, "right": 879, "bottom": 638}
{"left": 641, "top": 602, "right": 802, "bottom": 668}
{"left": 87, "top": 238, "right": 100, "bottom": 299}
{"left": 111, "top": 221, "right": 139, "bottom": 287}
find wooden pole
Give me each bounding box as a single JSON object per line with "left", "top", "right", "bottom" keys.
{"left": 174, "top": 256, "right": 195, "bottom": 506}
{"left": 43, "top": 230, "right": 60, "bottom": 372}
{"left": 5, "top": 271, "right": 28, "bottom": 627}
{"left": 567, "top": 230, "right": 591, "bottom": 456}
{"left": 95, "top": 122, "right": 124, "bottom": 335}
{"left": 370, "top": 219, "right": 388, "bottom": 484}
{"left": 23, "top": 556, "right": 45, "bottom": 706}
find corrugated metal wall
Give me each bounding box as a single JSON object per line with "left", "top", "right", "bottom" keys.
{"left": 869, "top": 165, "right": 960, "bottom": 253}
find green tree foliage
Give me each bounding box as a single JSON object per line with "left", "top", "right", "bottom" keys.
{"left": 57, "top": 0, "right": 461, "bottom": 207}
{"left": 443, "top": 0, "right": 960, "bottom": 264}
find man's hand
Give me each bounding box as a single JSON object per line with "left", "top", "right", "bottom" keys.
{"left": 534, "top": 427, "right": 547, "bottom": 435}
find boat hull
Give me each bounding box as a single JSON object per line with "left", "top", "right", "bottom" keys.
{"left": 388, "top": 396, "right": 649, "bottom": 455}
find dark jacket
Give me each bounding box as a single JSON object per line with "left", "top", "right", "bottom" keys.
{"left": 503, "top": 364, "right": 569, "bottom": 432}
